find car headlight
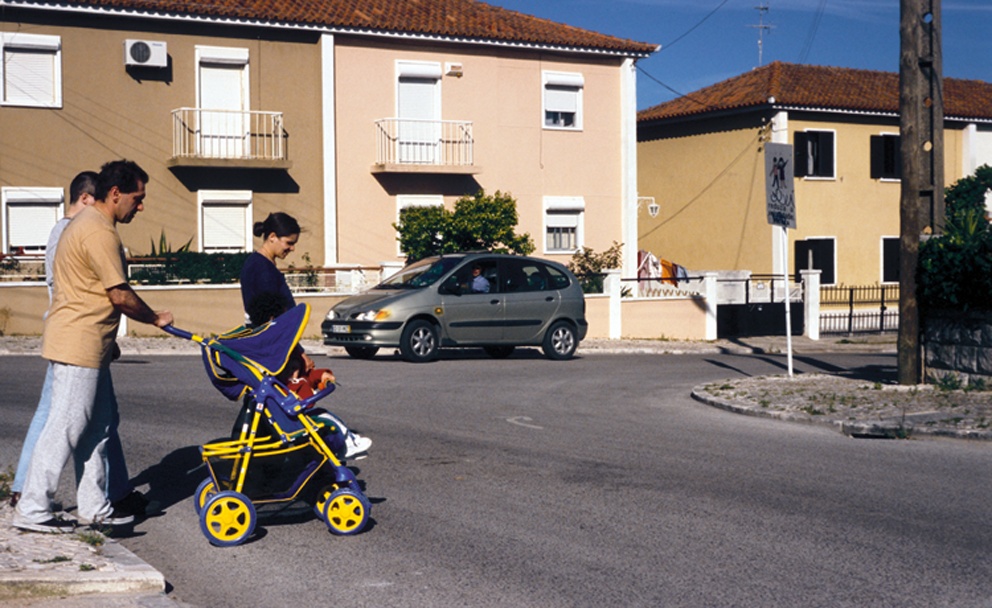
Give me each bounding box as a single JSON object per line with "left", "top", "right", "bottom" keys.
{"left": 325, "top": 309, "right": 338, "bottom": 320}
{"left": 355, "top": 309, "right": 391, "bottom": 322}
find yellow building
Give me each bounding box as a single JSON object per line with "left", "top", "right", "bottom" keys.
{"left": 1, "top": 0, "right": 656, "bottom": 277}
{"left": 637, "top": 62, "right": 992, "bottom": 286}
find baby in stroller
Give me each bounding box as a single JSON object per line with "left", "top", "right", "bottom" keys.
{"left": 246, "top": 294, "right": 371, "bottom": 460}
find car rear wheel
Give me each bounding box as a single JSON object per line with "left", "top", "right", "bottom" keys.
{"left": 400, "top": 319, "right": 438, "bottom": 363}
{"left": 483, "top": 345, "right": 515, "bottom": 359}
{"left": 344, "top": 345, "right": 379, "bottom": 360}
{"left": 542, "top": 321, "right": 577, "bottom": 360}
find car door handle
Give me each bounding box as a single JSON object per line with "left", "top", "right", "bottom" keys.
{"left": 545, "top": 297, "right": 554, "bottom": 302}
{"left": 490, "top": 299, "right": 500, "bottom": 305}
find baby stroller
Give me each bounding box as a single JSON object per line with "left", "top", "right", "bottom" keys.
{"left": 164, "top": 303, "right": 370, "bottom": 546}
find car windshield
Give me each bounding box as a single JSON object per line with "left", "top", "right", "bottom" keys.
{"left": 377, "top": 257, "right": 464, "bottom": 289}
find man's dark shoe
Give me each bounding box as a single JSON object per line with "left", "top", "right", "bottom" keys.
{"left": 8, "top": 492, "right": 20, "bottom": 508}
{"left": 89, "top": 507, "right": 135, "bottom": 527}
{"left": 112, "top": 490, "right": 149, "bottom": 517}
{"left": 12, "top": 514, "right": 77, "bottom": 534}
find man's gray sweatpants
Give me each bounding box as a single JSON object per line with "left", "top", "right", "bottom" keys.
{"left": 16, "top": 362, "right": 114, "bottom": 524}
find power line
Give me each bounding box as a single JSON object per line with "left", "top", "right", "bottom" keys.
{"left": 658, "top": 0, "right": 733, "bottom": 52}
{"left": 798, "top": 0, "right": 828, "bottom": 64}
{"left": 635, "top": 65, "right": 714, "bottom": 110}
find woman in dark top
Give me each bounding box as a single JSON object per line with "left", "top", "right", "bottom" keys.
{"left": 241, "top": 212, "right": 299, "bottom": 320}
{"left": 240, "top": 212, "right": 371, "bottom": 459}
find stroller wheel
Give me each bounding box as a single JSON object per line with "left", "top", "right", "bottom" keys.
{"left": 200, "top": 491, "right": 256, "bottom": 547}
{"left": 193, "top": 478, "right": 218, "bottom": 516}
{"left": 314, "top": 484, "right": 341, "bottom": 520}
{"left": 322, "top": 489, "right": 370, "bottom": 536}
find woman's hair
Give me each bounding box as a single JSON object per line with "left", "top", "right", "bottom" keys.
{"left": 253, "top": 212, "right": 300, "bottom": 239}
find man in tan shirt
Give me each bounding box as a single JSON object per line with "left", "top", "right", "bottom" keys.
{"left": 14, "top": 160, "right": 173, "bottom": 533}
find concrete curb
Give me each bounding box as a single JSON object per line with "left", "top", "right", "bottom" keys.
{"left": 0, "top": 505, "right": 165, "bottom": 602}
{"left": 690, "top": 386, "right": 992, "bottom": 441}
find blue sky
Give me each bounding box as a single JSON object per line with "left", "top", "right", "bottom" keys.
{"left": 484, "top": 0, "right": 992, "bottom": 110}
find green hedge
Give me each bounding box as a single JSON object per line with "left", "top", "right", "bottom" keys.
{"left": 129, "top": 251, "right": 251, "bottom": 285}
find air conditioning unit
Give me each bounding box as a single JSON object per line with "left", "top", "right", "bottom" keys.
{"left": 124, "top": 39, "right": 168, "bottom": 68}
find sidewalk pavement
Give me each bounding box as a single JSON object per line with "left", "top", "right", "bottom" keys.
{"left": 0, "top": 333, "right": 897, "bottom": 606}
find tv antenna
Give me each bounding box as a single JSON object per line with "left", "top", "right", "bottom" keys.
{"left": 748, "top": 3, "right": 774, "bottom": 67}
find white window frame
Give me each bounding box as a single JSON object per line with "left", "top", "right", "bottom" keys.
{"left": 542, "top": 71, "right": 584, "bottom": 131}
{"left": 797, "top": 128, "right": 836, "bottom": 181}
{"left": 543, "top": 196, "right": 585, "bottom": 254}
{"left": 873, "top": 131, "right": 902, "bottom": 182}
{"left": 396, "top": 194, "right": 443, "bottom": 257}
{"left": 1, "top": 32, "right": 62, "bottom": 108}
{"left": 197, "top": 190, "right": 252, "bottom": 253}
{"left": 880, "top": 236, "right": 900, "bottom": 285}
{"left": 2, "top": 187, "right": 64, "bottom": 254}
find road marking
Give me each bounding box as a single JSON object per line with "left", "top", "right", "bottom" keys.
{"left": 506, "top": 416, "right": 543, "bottom": 430}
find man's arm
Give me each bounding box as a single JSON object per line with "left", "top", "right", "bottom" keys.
{"left": 107, "top": 284, "right": 174, "bottom": 328}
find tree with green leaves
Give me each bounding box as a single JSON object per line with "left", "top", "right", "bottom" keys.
{"left": 394, "top": 190, "right": 534, "bottom": 263}
{"left": 918, "top": 165, "right": 992, "bottom": 312}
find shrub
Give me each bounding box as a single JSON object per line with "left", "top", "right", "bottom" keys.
{"left": 917, "top": 165, "right": 992, "bottom": 312}
{"left": 129, "top": 251, "right": 251, "bottom": 285}
{"left": 394, "top": 190, "right": 534, "bottom": 263}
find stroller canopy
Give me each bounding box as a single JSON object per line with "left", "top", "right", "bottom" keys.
{"left": 202, "top": 303, "right": 310, "bottom": 400}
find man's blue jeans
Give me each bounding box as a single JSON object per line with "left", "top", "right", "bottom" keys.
{"left": 12, "top": 362, "right": 131, "bottom": 501}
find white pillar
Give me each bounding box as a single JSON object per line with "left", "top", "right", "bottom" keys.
{"left": 604, "top": 268, "right": 622, "bottom": 340}
{"left": 801, "top": 269, "right": 821, "bottom": 341}
{"left": 320, "top": 34, "right": 338, "bottom": 265}
{"left": 703, "top": 271, "right": 718, "bottom": 340}
{"left": 620, "top": 58, "right": 639, "bottom": 278}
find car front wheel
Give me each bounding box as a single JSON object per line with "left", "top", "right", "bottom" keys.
{"left": 542, "top": 321, "right": 577, "bottom": 360}
{"left": 400, "top": 319, "right": 438, "bottom": 363}
{"left": 344, "top": 345, "right": 379, "bottom": 360}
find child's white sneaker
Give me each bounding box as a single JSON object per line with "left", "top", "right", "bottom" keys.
{"left": 344, "top": 432, "right": 371, "bottom": 459}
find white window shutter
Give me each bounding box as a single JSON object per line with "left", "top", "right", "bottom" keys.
{"left": 7, "top": 204, "right": 59, "bottom": 249}
{"left": 202, "top": 204, "right": 246, "bottom": 250}
{"left": 4, "top": 48, "right": 56, "bottom": 105}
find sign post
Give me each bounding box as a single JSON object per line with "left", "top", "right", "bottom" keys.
{"left": 764, "top": 143, "right": 797, "bottom": 377}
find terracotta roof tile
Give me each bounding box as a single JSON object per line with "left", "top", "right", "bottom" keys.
{"left": 26, "top": 0, "right": 657, "bottom": 55}
{"left": 638, "top": 61, "right": 992, "bottom": 122}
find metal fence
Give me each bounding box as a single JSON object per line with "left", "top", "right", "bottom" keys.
{"left": 819, "top": 284, "right": 899, "bottom": 334}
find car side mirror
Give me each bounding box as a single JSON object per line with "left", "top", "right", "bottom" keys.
{"left": 439, "top": 276, "right": 462, "bottom": 296}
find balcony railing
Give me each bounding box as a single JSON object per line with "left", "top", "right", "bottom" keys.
{"left": 170, "top": 108, "right": 289, "bottom": 166}
{"left": 373, "top": 118, "right": 477, "bottom": 173}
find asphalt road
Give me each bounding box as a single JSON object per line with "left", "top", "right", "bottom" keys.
{"left": 3, "top": 349, "right": 992, "bottom": 607}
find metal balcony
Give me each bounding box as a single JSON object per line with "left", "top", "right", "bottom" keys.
{"left": 372, "top": 118, "right": 479, "bottom": 174}
{"left": 169, "top": 108, "right": 291, "bottom": 169}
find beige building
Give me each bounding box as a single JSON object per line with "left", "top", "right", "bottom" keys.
{"left": 637, "top": 62, "right": 992, "bottom": 287}
{"left": 1, "top": 0, "right": 656, "bottom": 280}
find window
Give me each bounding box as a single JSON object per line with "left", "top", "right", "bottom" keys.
{"left": 396, "top": 61, "right": 441, "bottom": 163}
{"left": 544, "top": 196, "right": 585, "bottom": 253}
{"left": 396, "top": 195, "right": 443, "bottom": 256}
{"left": 543, "top": 71, "right": 583, "bottom": 130}
{"left": 1, "top": 33, "right": 62, "bottom": 107}
{"left": 2, "top": 187, "right": 63, "bottom": 254}
{"left": 881, "top": 237, "right": 900, "bottom": 284}
{"left": 794, "top": 237, "right": 836, "bottom": 285}
{"left": 870, "top": 134, "right": 901, "bottom": 180}
{"left": 196, "top": 46, "right": 249, "bottom": 158}
{"left": 794, "top": 130, "right": 835, "bottom": 179}
{"left": 198, "top": 190, "right": 251, "bottom": 252}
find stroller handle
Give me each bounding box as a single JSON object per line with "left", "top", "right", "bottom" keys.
{"left": 161, "top": 324, "right": 195, "bottom": 341}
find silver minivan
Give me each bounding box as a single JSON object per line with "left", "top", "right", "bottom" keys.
{"left": 322, "top": 253, "right": 588, "bottom": 362}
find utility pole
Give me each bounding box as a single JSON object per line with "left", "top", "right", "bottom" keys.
{"left": 898, "top": 0, "right": 944, "bottom": 385}
{"left": 748, "top": 3, "right": 773, "bottom": 67}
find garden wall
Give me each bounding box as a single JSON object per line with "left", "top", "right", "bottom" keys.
{"left": 924, "top": 311, "right": 992, "bottom": 385}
